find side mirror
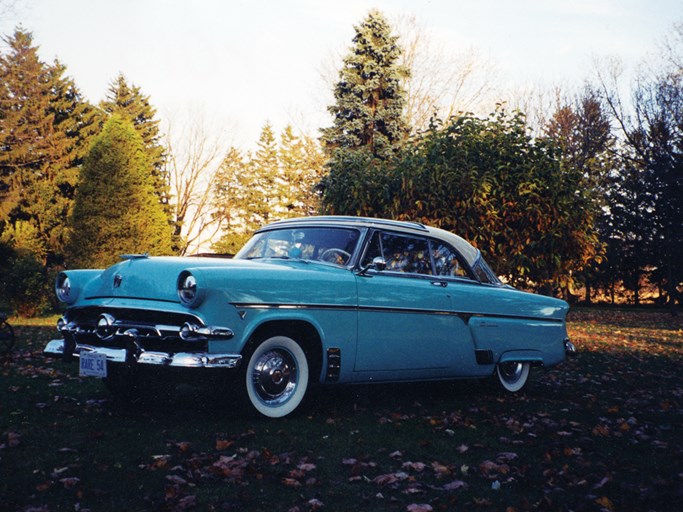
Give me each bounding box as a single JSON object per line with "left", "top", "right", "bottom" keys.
{"left": 371, "top": 256, "right": 387, "bottom": 271}
{"left": 358, "top": 256, "right": 387, "bottom": 275}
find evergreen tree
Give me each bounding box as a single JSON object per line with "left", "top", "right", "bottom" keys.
{"left": 67, "top": 115, "right": 173, "bottom": 268}
{"left": 100, "top": 73, "right": 171, "bottom": 217}
{"left": 251, "top": 122, "right": 281, "bottom": 224}
{"left": 211, "top": 125, "right": 325, "bottom": 254}
{"left": 321, "top": 9, "right": 409, "bottom": 159}
{"left": 211, "top": 147, "right": 254, "bottom": 254}
{"left": 279, "top": 126, "right": 325, "bottom": 217}
{"left": 626, "top": 71, "right": 683, "bottom": 309}
{"left": 0, "top": 28, "right": 98, "bottom": 265}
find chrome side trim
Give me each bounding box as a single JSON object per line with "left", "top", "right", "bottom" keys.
{"left": 44, "top": 339, "right": 242, "bottom": 369}
{"left": 231, "top": 302, "right": 564, "bottom": 323}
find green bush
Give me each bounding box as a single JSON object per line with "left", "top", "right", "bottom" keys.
{"left": 0, "top": 245, "right": 52, "bottom": 317}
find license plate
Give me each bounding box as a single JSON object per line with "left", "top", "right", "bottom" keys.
{"left": 79, "top": 351, "right": 108, "bottom": 378}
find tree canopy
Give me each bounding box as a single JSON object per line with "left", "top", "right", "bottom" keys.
{"left": 101, "top": 73, "right": 171, "bottom": 220}
{"left": 0, "top": 28, "right": 97, "bottom": 265}
{"left": 323, "top": 108, "right": 601, "bottom": 291}
{"left": 66, "top": 114, "right": 173, "bottom": 268}
{"left": 321, "top": 9, "right": 409, "bottom": 159}
{"left": 211, "top": 124, "right": 324, "bottom": 254}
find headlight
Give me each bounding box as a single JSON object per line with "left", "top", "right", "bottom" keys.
{"left": 56, "top": 273, "right": 77, "bottom": 304}
{"left": 177, "top": 271, "right": 203, "bottom": 307}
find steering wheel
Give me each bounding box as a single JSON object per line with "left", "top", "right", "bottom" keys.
{"left": 320, "top": 248, "right": 351, "bottom": 265}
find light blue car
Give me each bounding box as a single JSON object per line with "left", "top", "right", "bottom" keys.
{"left": 45, "top": 216, "right": 575, "bottom": 417}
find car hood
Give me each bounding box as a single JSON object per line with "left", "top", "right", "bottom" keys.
{"left": 77, "top": 256, "right": 329, "bottom": 304}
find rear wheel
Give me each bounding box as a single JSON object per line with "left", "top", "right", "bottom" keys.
{"left": 244, "top": 335, "right": 309, "bottom": 418}
{"left": 496, "top": 361, "right": 530, "bottom": 392}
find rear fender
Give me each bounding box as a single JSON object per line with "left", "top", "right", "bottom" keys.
{"left": 498, "top": 350, "right": 544, "bottom": 366}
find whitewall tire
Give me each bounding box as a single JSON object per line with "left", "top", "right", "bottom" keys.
{"left": 496, "top": 361, "right": 530, "bottom": 393}
{"left": 245, "top": 336, "right": 309, "bottom": 418}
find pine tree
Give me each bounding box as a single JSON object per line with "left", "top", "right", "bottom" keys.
{"left": 211, "top": 125, "right": 325, "bottom": 254}
{"left": 67, "top": 115, "right": 173, "bottom": 268}
{"left": 211, "top": 147, "right": 254, "bottom": 254}
{"left": 321, "top": 9, "right": 409, "bottom": 159}
{"left": 100, "top": 73, "right": 170, "bottom": 217}
{"left": 251, "top": 122, "right": 283, "bottom": 224}
{"left": 0, "top": 28, "right": 98, "bottom": 265}
{"left": 279, "top": 126, "right": 325, "bottom": 216}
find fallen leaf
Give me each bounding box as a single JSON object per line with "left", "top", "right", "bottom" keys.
{"left": 308, "top": 498, "right": 324, "bottom": 509}
{"left": 402, "top": 461, "right": 426, "bottom": 472}
{"left": 215, "top": 439, "right": 234, "bottom": 451}
{"left": 59, "top": 477, "right": 80, "bottom": 489}
{"left": 282, "top": 477, "right": 302, "bottom": 488}
{"left": 442, "top": 480, "right": 467, "bottom": 491}
{"left": 406, "top": 504, "right": 433, "bottom": 512}
{"left": 297, "top": 462, "right": 316, "bottom": 472}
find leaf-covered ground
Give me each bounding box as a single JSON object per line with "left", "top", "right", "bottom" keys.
{"left": 1, "top": 309, "right": 681, "bottom": 511}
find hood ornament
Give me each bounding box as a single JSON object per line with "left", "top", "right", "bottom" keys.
{"left": 113, "top": 274, "right": 123, "bottom": 288}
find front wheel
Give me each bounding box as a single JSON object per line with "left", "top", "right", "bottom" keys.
{"left": 496, "top": 361, "right": 530, "bottom": 392}
{"left": 245, "top": 336, "right": 309, "bottom": 418}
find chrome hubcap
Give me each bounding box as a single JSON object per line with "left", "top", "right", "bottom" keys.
{"left": 251, "top": 349, "right": 297, "bottom": 405}
{"left": 499, "top": 362, "right": 523, "bottom": 383}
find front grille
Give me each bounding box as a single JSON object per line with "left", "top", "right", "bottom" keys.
{"left": 62, "top": 306, "right": 208, "bottom": 353}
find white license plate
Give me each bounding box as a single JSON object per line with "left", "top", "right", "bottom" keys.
{"left": 79, "top": 351, "right": 108, "bottom": 378}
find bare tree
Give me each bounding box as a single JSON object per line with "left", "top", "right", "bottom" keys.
{"left": 395, "top": 14, "right": 499, "bottom": 132}
{"left": 165, "top": 114, "right": 227, "bottom": 255}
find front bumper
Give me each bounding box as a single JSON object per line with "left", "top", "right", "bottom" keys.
{"left": 44, "top": 339, "right": 242, "bottom": 369}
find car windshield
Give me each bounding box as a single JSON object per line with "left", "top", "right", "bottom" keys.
{"left": 235, "top": 227, "right": 361, "bottom": 267}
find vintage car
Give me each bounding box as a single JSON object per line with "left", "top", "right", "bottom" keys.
{"left": 45, "top": 216, "right": 575, "bottom": 417}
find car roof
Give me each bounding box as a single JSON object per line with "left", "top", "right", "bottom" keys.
{"left": 262, "top": 216, "right": 480, "bottom": 266}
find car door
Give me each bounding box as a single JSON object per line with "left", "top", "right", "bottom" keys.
{"left": 353, "top": 230, "right": 473, "bottom": 379}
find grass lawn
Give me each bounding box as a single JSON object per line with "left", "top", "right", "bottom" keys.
{"left": 1, "top": 309, "right": 682, "bottom": 511}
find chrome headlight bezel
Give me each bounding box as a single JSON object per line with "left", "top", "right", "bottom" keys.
{"left": 56, "top": 272, "right": 77, "bottom": 304}
{"left": 177, "top": 270, "right": 204, "bottom": 308}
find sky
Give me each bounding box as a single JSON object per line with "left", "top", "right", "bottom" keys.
{"left": 1, "top": 0, "right": 680, "bottom": 148}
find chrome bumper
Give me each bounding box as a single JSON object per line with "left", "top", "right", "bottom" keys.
{"left": 44, "top": 339, "right": 242, "bottom": 369}
{"left": 564, "top": 338, "right": 577, "bottom": 357}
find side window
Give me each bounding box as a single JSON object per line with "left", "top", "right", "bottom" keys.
{"left": 374, "top": 232, "right": 433, "bottom": 275}
{"left": 431, "top": 242, "right": 471, "bottom": 279}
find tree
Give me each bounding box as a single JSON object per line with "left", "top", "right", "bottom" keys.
{"left": 321, "top": 9, "right": 409, "bottom": 159}
{"left": 396, "top": 14, "right": 497, "bottom": 133}
{"left": 212, "top": 124, "right": 326, "bottom": 254}
{"left": 543, "top": 87, "right": 614, "bottom": 302}
{"left": 165, "top": 115, "right": 224, "bottom": 255}
{"left": 211, "top": 147, "right": 254, "bottom": 254}
{"left": 630, "top": 70, "right": 683, "bottom": 309}
{"left": 66, "top": 115, "right": 173, "bottom": 268}
{"left": 279, "top": 125, "right": 325, "bottom": 217}
{"left": 408, "top": 110, "right": 601, "bottom": 291}
{"left": 0, "top": 28, "right": 98, "bottom": 266}
{"left": 101, "top": 73, "right": 171, "bottom": 218}
{"left": 596, "top": 24, "right": 683, "bottom": 311}
{"left": 323, "top": 108, "right": 601, "bottom": 292}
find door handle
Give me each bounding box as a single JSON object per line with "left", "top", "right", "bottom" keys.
{"left": 431, "top": 281, "right": 448, "bottom": 288}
